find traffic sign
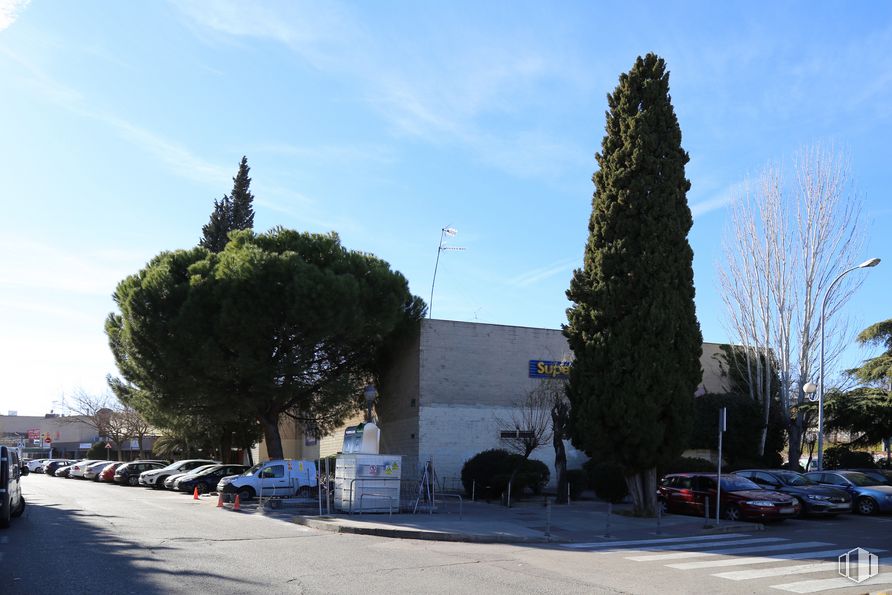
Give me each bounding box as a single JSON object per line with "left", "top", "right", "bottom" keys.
{"left": 44, "top": 437, "right": 52, "bottom": 444}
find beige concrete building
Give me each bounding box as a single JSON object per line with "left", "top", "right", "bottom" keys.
{"left": 268, "top": 319, "right": 732, "bottom": 486}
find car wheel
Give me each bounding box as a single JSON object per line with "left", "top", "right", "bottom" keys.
{"left": 196, "top": 483, "right": 208, "bottom": 495}
{"left": 793, "top": 497, "right": 805, "bottom": 518}
{"left": 658, "top": 498, "right": 669, "bottom": 515}
{"left": 296, "top": 485, "right": 312, "bottom": 498}
{"left": 856, "top": 497, "right": 878, "bottom": 515}
{"left": 724, "top": 504, "right": 742, "bottom": 522}
{"left": 11, "top": 497, "right": 25, "bottom": 518}
{"left": 153, "top": 477, "right": 167, "bottom": 489}
{"left": 128, "top": 476, "right": 138, "bottom": 487}
{"left": 237, "top": 488, "right": 254, "bottom": 502}
{"left": 0, "top": 494, "right": 10, "bottom": 529}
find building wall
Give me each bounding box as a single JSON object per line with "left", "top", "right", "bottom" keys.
{"left": 377, "top": 327, "right": 421, "bottom": 466}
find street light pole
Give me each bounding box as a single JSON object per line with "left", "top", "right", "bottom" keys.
{"left": 817, "top": 257, "right": 881, "bottom": 471}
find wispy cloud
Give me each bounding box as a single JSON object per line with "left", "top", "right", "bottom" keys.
{"left": 173, "top": 1, "right": 589, "bottom": 181}
{"left": 509, "top": 258, "right": 577, "bottom": 287}
{"left": 0, "top": 0, "right": 29, "bottom": 31}
{"left": 690, "top": 180, "right": 747, "bottom": 219}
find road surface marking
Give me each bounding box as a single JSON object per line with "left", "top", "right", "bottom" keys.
{"left": 770, "top": 574, "right": 892, "bottom": 593}
{"left": 629, "top": 541, "right": 834, "bottom": 563}
{"left": 714, "top": 562, "right": 837, "bottom": 581}
{"left": 560, "top": 533, "right": 751, "bottom": 550}
{"left": 666, "top": 547, "right": 869, "bottom": 570}
{"left": 623, "top": 537, "right": 785, "bottom": 559}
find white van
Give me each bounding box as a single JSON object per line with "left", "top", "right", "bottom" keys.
{"left": 1, "top": 445, "right": 29, "bottom": 528}
{"left": 218, "top": 459, "right": 317, "bottom": 501}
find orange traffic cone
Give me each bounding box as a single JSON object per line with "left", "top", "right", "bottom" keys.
{"left": 193, "top": 486, "right": 200, "bottom": 500}
{"left": 216, "top": 493, "right": 224, "bottom": 508}
{"left": 233, "top": 494, "right": 240, "bottom": 511}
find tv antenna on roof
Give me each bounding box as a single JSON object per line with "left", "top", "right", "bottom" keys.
{"left": 429, "top": 226, "right": 465, "bottom": 319}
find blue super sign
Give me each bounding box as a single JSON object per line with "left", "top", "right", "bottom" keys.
{"left": 529, "top": 360, "right": 572, "bottom": 378}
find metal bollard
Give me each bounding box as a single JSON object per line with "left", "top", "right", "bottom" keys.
{"left": 507, "top": 481, "right": 512, "bottom": 508}
{"left": 704, "top": 496, "right": 710, "bottom": 526}
{"left": 605, "top": 502, "right": 612, "bottom": 538}
{"left": 656, "top": 501, "right": 662, "bottom": 535}
{"left": 472, "top": 480, "right": 475, "bottom": 502}
{"left": 545, "top": 499, "right": 552, "bottom": 541}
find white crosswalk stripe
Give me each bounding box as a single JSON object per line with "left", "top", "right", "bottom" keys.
{"left": 638, "top": 541, "right": 833, "bottom": 564}
{"left": 714, "top": 561, "right": 837, "bottom": 581}
{"left": 559, "top": 532, "right": 751, "bottom": 550}
{"left": 666, "top": 548, "right": 872, "bottom": 570}
{"left": 771, "top": 575, "right": 892, "bottom": 593}
{"left": 622, "top": 536, "right": 785, "bottom": 557}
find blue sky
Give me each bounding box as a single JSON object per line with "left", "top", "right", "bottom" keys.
{"left": 1, "top": 1, "right": 890, "bottom": 416}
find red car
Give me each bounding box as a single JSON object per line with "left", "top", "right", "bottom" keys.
{"left": 99, "top": 462, "right": 124, "bottom": 482}
{"left": 659, "top": 473, "right": 800, "bottom": 522}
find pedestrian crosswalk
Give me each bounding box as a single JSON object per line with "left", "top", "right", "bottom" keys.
{"left": 560, "top": 533, "right": 890, "bottom": 593}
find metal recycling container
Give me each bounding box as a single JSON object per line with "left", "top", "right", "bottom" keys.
{"left": 334, "top": 453, "right": 402, "bottom": 513}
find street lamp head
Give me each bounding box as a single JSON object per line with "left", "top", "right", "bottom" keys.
{"left": 362, "top": 383, "right": 378, "bottom": 422}
{"left": 802, "top": 382, "right": 817, "bottom": 394}
{"left": 858, "top": 257, "right": 881, "bottom": 268}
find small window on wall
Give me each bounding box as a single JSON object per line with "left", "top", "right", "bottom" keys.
{"left": 304, "top": 422, "right": 318, "bottom": 446}
{"left": 500, "top": 429, "right": 535, "bottom": 440}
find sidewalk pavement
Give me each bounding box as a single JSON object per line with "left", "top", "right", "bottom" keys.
{"left": 289, "top": 498, "right": 762, "bottom": 544}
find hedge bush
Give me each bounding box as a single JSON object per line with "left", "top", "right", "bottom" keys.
{"left": 565, "top": 469, "right": 587, "bottom": 500}
{"left": 823, "top": 446, "right": 875, "bottom": 470}
{"left": 460, "top": 449, "right": 550, "bottom": 500}
{"left": 657, "top": 456, "right": 716, "bottom": 477}
{"left": 583, "top": 460, "right": 628, "bottom": 503}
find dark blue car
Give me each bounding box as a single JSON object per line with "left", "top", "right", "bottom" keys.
{"left": 804, "top": 470, "right": 892, "bottom": 515}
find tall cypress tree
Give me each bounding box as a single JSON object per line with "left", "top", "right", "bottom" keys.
{"left": 229, "top": 156, "right": 255, "bottom": 230}
{"left": 564, "top": 54, "right": 702, "bottom": 515}
{"left": 200, "top": 156, "right": 255, "bottom": 253}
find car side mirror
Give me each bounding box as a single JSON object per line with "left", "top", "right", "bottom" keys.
{"left": 21, "top": 465, "right": 29, "bottom": 476}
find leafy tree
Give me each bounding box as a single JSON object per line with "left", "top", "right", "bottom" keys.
{"left": 565, "top": 54, "right": 702, "bottom": 516}
{"left": 821, "top": 318, "right": 892, "bottom": 463}
{"left": 200, "top": 156, "right": 255, "bottom": 253}
{"left": 107, "top": 228, "right": 424, "bottom": 459}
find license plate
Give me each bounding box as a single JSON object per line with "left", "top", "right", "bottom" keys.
{"left": 779, "top": 507, "right": 795, "bottom": 514}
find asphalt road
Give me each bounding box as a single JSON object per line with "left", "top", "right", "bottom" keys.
{"left": 3, "top": 474, "right": 892, "bottom": 594}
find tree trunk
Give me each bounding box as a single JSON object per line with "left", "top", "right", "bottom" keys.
{"left": 220, "top": 432, "right": 232, "bottom": 464}
{"left": 553, "top": 435, "right": 568, "bottom": 505}
{"left": 787, "top": 423, "right": 802, "bottom": 470}
{"left": 625, "top": 468, "right": 657, "bottom": 516}
{"left": 260, "top": 414, "right": 283, "bottom": 460}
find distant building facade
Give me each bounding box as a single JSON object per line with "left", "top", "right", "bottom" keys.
{"left": 0, "top": 414, "right": 158, "bottom": 460}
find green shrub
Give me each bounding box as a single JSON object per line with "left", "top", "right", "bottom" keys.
{"left": 460, "top": 449, "right": 550, "bottom": 500}
{"left": 823, "top": 446, "right": 875, "bottom": 470}
{"left": 86, "top": 441, "right": 109, "bottom": 459}
{"left": 658, "top": 456, "right": 715, "bottom": 477}
{"left": 583, "top": 460, "right": 628, "bottom": 503}
{"left": 565, "top": 469, "right": 587, "bottom": 499}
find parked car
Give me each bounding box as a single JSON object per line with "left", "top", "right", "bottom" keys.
{"left": 25, "top": 458, "right": 49, "bottom": 473}
{"left": 83, "top": 461, "right": 116, "bottom": 481}
{"left": 803, "top": 470, "right": 892, "bottom": 515}
{"left": 177, "top": 465, "right": 248, "bottom": 494}
{"left": 70, "top": 460, "right": 109, "bottom": 479}
{"left": 139, "top": 460, "right": 217, "bottom": 489}
{"left": 98, "top": 462, "right": 124, "bottom": 482}
{"left": 54, "top": 464, "right": 77, "bottom": 477}
{"left": 115, "top": 460, "right": 168, "bottom": 486}
{"left": 43, "top": 460, "right": 76, "bottom": 476}
{"left": 658, "top": 473, "right": 800, "bottom": 522}
{"left": 163, "top": 465, "right": 220, "bottom": 490}
{"left": 845, "top": 468, "right": 892, "bottom": 486}
{"left": 1, "top": 446, "right": 29, "bottom": 528}
{"left": 219, "top": 459, "right": 317, "bottom": 501}
{"left": 733, "top": 469, "right": 851, "bottom": 516}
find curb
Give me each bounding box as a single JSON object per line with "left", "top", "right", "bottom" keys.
{"left": 701, "top": 521, "right": 764, "bottom": 534}
{"left": 290, "top": 516, "right": 552, "bottom": 544}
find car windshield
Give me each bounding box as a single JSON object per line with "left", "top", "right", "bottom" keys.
{"left": 776, "top": 472, "right": 812, "bottom": 486}
{"left": 193, "top": 465, "right": 222, "bottom": 476}
{"left": 841, "top": 472, "right": 883, "bottom": 486}
{"left": 721, "top": 476, "right": 760, "bottom": 491}
{"left": 245, "top": 463, "right": 264, "bottom": 476}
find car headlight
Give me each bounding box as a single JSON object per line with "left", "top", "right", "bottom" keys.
{"left": 807, "top": 495, "right": 831, "bottom": 501}
{"left": 744, "top": 500, "right": 776, "bottom": 507}
{"left": 885, "top": 495, "right": 892, "bottom": 501}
